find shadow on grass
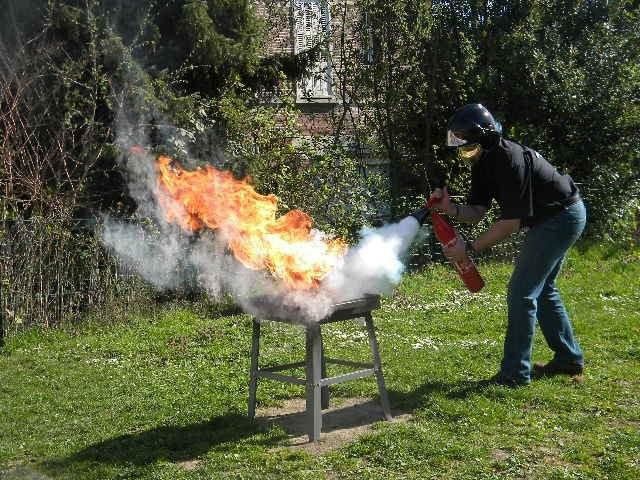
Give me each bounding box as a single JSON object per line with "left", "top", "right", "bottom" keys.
{"left": 257, "top": 379, "right": 510, "bottom": 437}
{"left": 254, "top": 378, "right": 508, "bottom": 439}
{"left": 45, "top": 412, "right": 280, "bottom": 472}
{"left": 258, "top": 398, "right": 396, "bottom": 438}
{"left": 390, "top": 377, "right": 512, "bottom": 411}
{"left": 43, "top": 380, "right": 507, "bottom": 475}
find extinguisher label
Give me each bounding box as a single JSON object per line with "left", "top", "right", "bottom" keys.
{"left": 455, "top": 259, "right": 473, "bottom": 274}
{"left": 444, "top": 238, "right": 457, "bottom": 248}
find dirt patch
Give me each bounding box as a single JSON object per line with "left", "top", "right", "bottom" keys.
{"left": 534, "top": 445, "right": 572, "bottom": 468}
{"left": 607, "top": 418, "right": 640, "bottom": 429}
{"left": 256, "top": 397, "right": 412, "bottom": 454}
{"left": 490, "top": 448, "right": 511, "bottom": 462}
{"left": 175, "top": 459, "right": 202, "bottom": 471}
{"left": 0, "top": 466, "right": 53, "bottom": 480}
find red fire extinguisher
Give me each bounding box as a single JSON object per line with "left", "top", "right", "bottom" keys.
{"left": 426, "top": 193, "right": 485, "bottom": 293}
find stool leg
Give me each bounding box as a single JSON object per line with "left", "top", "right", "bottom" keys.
{"left": 306, "top": 324, "right": 322, "bottom": 442}
{"left": 248, "top": 319, "right": 260, "bottom": 420}
{"left": 320, "top": 336, "right": 329, "bottom": 409}
{"left": 365, "top": 314, "right": 392, "bottom": 421}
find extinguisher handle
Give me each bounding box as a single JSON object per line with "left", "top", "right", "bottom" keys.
{"left": 426, "top": 196, "right": 439, "bottom": 209}
{"left": 427, "top": 185, "right": 449, "bottom": 209}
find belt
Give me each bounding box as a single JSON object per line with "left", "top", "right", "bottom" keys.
{"left": 558, "top": 193, "right": 581, "bottom": 208}
{"left": 526, "top": 194, "right": 582, "bottom": 227}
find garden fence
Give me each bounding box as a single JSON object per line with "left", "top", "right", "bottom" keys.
{"left": 0, "top": 218, "right": 151, "bottom": 341}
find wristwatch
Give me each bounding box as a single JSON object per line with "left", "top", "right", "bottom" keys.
{"left": 465, "top": 240, "right": 476, "bottom": 256}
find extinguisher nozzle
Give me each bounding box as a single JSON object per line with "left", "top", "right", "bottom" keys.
{"left": 409, "top": 207, "right": 430, "bottom": 226}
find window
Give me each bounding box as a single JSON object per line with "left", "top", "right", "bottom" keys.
{"left": 292, "top": 0, "right": 332, "bottom": 100}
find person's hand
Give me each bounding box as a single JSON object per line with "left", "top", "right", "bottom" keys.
{"left": 442, "top": 235, "right": 467, "bottom": 263}
{"left": 429, "top": 186, "right": 456, "bottom": 216}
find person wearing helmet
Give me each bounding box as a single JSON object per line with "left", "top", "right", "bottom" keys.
{"left": 431, "top": 103, "right": 586, "bottom": 387}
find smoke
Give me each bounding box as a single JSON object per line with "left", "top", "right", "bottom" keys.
{"left": 101, "top": 219, "right": 187, "bottom": 290}
{"left": 101, "top": 185, "right": 423, "bottom": 324}
{"left": 220, "top": 217, "right": 424, "bottom": 322}
{"left": 323, "top": 217, "right": 422, "bottom": 302}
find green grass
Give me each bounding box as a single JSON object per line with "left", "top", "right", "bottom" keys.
{"left": 1, "top": 244, "right": 639, "bottom": 479}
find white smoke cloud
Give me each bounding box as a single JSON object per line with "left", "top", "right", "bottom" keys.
{"left": 323, "top": 217, "right": 421, "bottom": 303}
{"left": 100, "top": 219, "right": 187, "bottom": 290}
{"left": 101, "top": 201, "right": 423, "bottom": 323}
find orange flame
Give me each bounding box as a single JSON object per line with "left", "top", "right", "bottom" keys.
{"left": 154, "top": 155, "right": 346, "bottom": 289}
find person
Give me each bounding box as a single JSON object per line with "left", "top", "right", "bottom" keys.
{"left": 431, "top": 103, "right": 586, "bottom": 387}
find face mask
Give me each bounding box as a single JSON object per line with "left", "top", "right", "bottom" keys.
{"left": 457, "top": 143, "right": 481, "bottom": 161}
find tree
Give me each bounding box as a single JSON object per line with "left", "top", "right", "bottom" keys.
{"left": 342, "top": 0, "right": 640, "bottom": 236}
{"left": 0, "top": 0, "right": 299, "bottom": 219}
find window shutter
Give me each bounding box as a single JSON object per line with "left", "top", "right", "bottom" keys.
{"left": 294, "top": 2, "right": 305, "bottom": 54}
{"left": 293, "top": 0, "right": 332, "bottom": 99}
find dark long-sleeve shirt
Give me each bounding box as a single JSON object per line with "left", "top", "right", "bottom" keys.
{"left": 467, "top": 138, "right": 579, "bottom": 226}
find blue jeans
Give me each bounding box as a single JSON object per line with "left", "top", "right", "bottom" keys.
{"left": 501, "top": 200, "right": 587, "bottom": 383}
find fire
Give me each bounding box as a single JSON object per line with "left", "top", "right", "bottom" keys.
{"left": 154, "top": 155, "right": 346, "bottom": 289}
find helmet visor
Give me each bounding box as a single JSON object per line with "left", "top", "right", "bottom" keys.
{"left": 447, "top": 130, "right": 467, "bottom": 147}
{"left": 457, "top": 143, "right": 481, "bottom": 160}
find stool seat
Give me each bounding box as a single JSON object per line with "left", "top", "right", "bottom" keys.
{"left": 247, "top": 295, "right": 392, "bottom": 442}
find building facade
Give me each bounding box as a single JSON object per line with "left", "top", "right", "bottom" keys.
{"left": 256, "top": 0, "right": 354, "bottom": 134}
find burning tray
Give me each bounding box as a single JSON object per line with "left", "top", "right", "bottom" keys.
{"left": 243, "top": 293, "right": 381, "bottom": 324}
{"left": 321, "top": 295, "right": 381, "bottom": 323}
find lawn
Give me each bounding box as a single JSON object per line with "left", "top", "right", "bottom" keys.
{"left": 1, "top": 244, "right": 638, "bottom": 479}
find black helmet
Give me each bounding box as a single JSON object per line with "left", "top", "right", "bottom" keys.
{"left": 446, "top": 103, "right": 502, "bottom": 148}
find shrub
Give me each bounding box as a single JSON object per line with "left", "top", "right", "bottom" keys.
{"left": 219, "top": 90, "right": 389, "bottom": 240}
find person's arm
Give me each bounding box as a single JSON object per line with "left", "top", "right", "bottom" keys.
{"left": 450, "top": 203, "right": 487, "bottom": 224}
{"left": 470, "top": 219, "right": 520, "bottom": 252}
{"left": 430, "top": 187, "right": 488, "bottom": 224}
{"left": 443, "top": 218, "right": 520, "bottom": 262}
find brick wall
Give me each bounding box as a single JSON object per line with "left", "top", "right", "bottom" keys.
{"left": 255, "top": 1, "right": 292, "bottom": 55}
